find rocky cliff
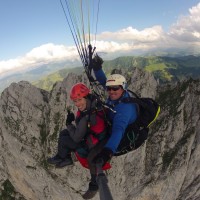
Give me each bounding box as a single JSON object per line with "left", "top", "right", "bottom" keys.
{"left": 0, "top": 68, "right": 199, "bottom": 200}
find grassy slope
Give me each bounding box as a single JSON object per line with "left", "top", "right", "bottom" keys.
{"left": 33, "top": 67, "right": 83, "bottom": 91}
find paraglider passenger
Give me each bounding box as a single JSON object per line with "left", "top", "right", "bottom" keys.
{"left": 47, "top": 83, "right": 110, "bottom": 199}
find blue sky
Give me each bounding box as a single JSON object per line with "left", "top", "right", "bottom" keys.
{"left": 0, "top": 0, "right": 200, "bottom": 77}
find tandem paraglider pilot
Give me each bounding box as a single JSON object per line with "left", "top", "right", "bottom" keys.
{"left": 91, "top": 55, "right": 139, "bottom": 165}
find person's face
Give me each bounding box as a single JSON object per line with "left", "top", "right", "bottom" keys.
{"left": 106, "top": 85, "right": 124, "bottom": 100}
{"left": 73, "top": 97, "right": 87, "bottom": 111}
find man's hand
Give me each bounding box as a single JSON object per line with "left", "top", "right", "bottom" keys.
{"left": 93, "top": 148, "right": 113, "bottom": 166}
{"left": 92, "top": 54, "right": 103, "bottom": 71}
{"left": 66, "top": 110, "right": 75, "bottom": 126}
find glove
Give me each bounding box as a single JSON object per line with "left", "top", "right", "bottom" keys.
{"left": 92, "top": 54, "right": 103, "bottom": 71}
{"left": 66, "top": 110, "right": 75, "bottom": 126}
{"left": 93, "top": 148, "right": 113, "bottom": 166}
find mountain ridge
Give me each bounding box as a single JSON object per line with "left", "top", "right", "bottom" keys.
{"left": 0, "top": 67, "right": 199, "bottom": 200}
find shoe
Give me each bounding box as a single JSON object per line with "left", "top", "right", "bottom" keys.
{"left": 47, "top": 154, "right": 62, "bottom": 165}
{"left": 82, "top": 181, "right": 98, "bottom": 199}
{"left": 82, "top": 189, "right": 98, "bottom": 199}
{"left": 55, "top": 158, "right": 73, "bottom": 168}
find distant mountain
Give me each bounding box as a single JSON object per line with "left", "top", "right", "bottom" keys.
{"left": 0, "top": 60, "right": 80, "bottom": 93}
{"left": 103, "top": 55, "right": 200, "bottom": 83}
{"left": 32, "top": 55, "right": 200, "bottom": 91}
{"left": 32, "top": 67, "right": 83, "bottom": 91}
{"left": 1, "top": 55, "right": 200, "bottom": 93}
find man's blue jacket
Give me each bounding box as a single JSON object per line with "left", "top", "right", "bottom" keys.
{"left": 94, "top": 69, "right": 138, "bottom": 153}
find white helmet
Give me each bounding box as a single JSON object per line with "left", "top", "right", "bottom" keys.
{"left": 106, "top": 74, "right": 127, "bottom": 89}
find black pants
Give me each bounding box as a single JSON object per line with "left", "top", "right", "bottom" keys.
{"left": 58, "top": 129, "right": 79, "bottom": 159}
{"left": 58, "top": 129, "right": 109, "bottom": 184}
{"left": 87, "top": 137, "right": 109, "bottom": 175}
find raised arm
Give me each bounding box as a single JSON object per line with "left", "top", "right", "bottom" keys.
{"left": 92, "top": 55, "right": 107, "bottom": 87}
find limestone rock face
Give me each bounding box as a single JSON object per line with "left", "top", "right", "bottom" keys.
{"left": 0, "top": 69, "right": 199, "bottom": 200}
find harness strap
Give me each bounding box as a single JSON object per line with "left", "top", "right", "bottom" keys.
{"left": 88, "top": 128, "right": 109, "bottom": 140}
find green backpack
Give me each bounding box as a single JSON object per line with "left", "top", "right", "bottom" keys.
{"left": 114, "top": 90, "right": 160, "bottom": 156}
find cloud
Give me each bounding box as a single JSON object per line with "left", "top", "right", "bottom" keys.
{"left": 95, "top": 26, "right": 168, "bottom": 54}
{"left": 169, "top": 3, "right": 200, "bottom": 42}
{"left": 97, "top": 26, "right": 164, "bottom": 43}
{"left": 1, "top": 3, "right": 200, "bottom": 77}
{"left": 0, "top": 43, "right": 79, "bottom": 76}
{"left": 25, "top": 43, "right": 78, "bottom": 61}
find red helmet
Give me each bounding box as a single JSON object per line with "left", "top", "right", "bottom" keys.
{"left": 70, "top": 83, "right": 90, "bottom": 100}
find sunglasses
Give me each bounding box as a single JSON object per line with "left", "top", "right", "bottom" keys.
{"left": 106, "top": 86, "right": 121, "bottom": 91}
